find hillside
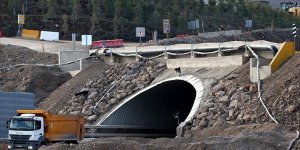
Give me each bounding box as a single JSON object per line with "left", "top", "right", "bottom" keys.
{"left": 1, "top": 29, "right": 300, "bottom": 149}
{"left": 1, "top": 0, "right": 299, "bottom": 41}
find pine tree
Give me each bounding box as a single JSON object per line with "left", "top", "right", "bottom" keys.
{"left": 133, "top": 3, "right": 143, "bottom": 26}
{"left": 71, "top": 0, "right": 80, "bottom": 30}
{"left": 62, "top": 14, "right": 69, "bottom": 35}
{"left": 113, "top": 0, "right": 122, "bottom": 38}
{"left": 7, "top": 0, "right": 17, "bottom": 15}
{"left": 37, "top": 0, "right": 47, "bottom": 15}
{"left": 89, "top": 0, "right": 102, "bottom": 34}
{"left": 63, "top": 0, "right": 72, "bottom": 15}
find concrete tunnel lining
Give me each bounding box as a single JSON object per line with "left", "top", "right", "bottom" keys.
{"left": 96, "top": 75, "right": 204, "bottom": 136}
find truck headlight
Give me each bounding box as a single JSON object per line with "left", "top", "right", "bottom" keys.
{"left": 28, "top": 145, "right": 33, "bottom": 149}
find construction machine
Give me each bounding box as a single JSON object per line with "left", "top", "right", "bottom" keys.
{"left": 280, "top": 2, "right": 300, "bottom": 16}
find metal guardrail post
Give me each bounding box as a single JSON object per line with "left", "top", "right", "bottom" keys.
{"left": 244, "top": 41, "right": 250, "bottom": 57}
{"left": 135, "top": 46, "right": 139, "bottom": 61}
{"left": 218, "top": 42, "right": 222, "bottom": 57}
{"left": 191, "top": 43, "right": 194, "bottom": 58}
{"left": 164, "top": 45, "right": 168, "bottom": 59}
{"left": 110, "top": 49, "right": 114, "bottom": 62}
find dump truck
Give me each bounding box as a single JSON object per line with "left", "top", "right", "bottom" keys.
{"left": 7, "top": 110, "right": 84, "bottom": 150}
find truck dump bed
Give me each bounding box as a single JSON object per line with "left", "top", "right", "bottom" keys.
{"left": 45, "top": 115, "right": 84, "bottom": 141}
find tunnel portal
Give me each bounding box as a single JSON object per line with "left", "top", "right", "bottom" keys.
{"left": 91, "top": 76, "right": 203, "bottom": 137}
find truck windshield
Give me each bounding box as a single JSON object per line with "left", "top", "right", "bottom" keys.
{"left": 9, "top": 119, "right": 34, "bottom": 131}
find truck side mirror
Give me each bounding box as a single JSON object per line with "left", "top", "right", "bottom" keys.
{"left": 6, "top": 120, "right": 10, "bottom": 128}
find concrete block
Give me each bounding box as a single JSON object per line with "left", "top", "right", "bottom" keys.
{"left": 59, "top": 51, "right": 89, "bottom": 72}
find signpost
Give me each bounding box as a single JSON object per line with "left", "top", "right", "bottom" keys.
{"left": 195, "top": 19, "right": 200, "bottom": 34}
{"left": 187, "top": 19, "right": 201, "bottom": 34}
{"left": 245, "top": 20, "right": 253, "bottom": 31}
{"left": 17, "top": 14, "right": 25, "bottom": 37}
{"left": 163, "top": 19, "right": 170, "bottom": 39}
{"left": 72, "top": 33, "right": 76, "bottom": 50}
{"left": 18, "top": 14, "right": 25, "bottom": 25}
{"left": 136, "top": 27, "right": 145, "bottom": 46}
{"left": 293, "top": 23, "right": 297, "bottom": 51}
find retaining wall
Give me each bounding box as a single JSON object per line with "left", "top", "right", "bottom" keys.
{"left": 167, "top": 55, "right": 247, "bottom": 68}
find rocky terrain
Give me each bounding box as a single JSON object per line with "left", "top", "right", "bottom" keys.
{"left": 40, "top": 60, "right": 166, "bottom": 124}
{"left": 185, "top": 53, "right": 300, "bottom": 138}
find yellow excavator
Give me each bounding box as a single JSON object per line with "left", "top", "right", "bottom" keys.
{"left": 280, "top": 2, "right": 300, "bottom": 16}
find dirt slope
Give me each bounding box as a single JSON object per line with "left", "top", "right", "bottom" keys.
{"left": 0, "top": 44, "right": 70, "bottom": 101}
{"left": 40, "top": 124, "right": 295, "bottom": 150}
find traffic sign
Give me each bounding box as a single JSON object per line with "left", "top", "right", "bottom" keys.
{"left": 81, "top": 35, "right": 92, "bottom": 46}
{"left": 163, "top": 19, "right": 170, "bottom": 34}
{"left": 195, "top": 19, "right": 200, "bottom": 29}
{"left": 18, "top": 14, "right": 25, "bottom": 25}
{"left": 245, "top": 20, "right": 252, "bottom": 28}
{"left": 136, "top": 27, "right": 145, "bottom": 37}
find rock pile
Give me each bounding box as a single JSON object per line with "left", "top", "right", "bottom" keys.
{"left": 184, "top": 63, "right": 259, "bottom": 136}
{"left": 159, "top": 29, "right": 294, "bottom": 45}
{"left": 185, "top": 82, "right": 258, "bottom": 136}
{"left": 185, "top": 53, "right": 300, "bottom": 137}
{"left": 58, "top": 60, "right": 166, "bottom": 124}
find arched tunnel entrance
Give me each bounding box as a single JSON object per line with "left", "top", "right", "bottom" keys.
{"left": 90, "top": 76, "right": 204, "bottom": 138}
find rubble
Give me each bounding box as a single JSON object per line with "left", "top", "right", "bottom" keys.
{"left": 159, "top": 29, "right": 294, "bottom": 45}
{"left": 185, "top": 53, "right": 300, "bottom": 138}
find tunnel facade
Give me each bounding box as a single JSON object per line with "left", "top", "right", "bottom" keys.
{"left": 95, "top": 75, "right": 204, "bottom": 137}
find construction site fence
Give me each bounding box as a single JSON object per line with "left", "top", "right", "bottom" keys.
{"left": 91, "top": 39, "right": 124, "bottom": 49}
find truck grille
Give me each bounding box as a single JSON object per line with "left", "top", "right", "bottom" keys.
{"left": 9, "top": 134, "right": 31, "bottom": 144}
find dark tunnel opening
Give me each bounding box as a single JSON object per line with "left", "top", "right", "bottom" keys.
{"left": 97, "top": 80, "right": 197, "bottom": 137}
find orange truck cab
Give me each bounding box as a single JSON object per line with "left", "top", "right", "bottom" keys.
{"left": 7, "top": 110, "right": 84, "bottom": 150}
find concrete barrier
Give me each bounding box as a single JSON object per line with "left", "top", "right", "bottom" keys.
{"left": 269, "top": 42, "right": 295, "bottom": 73}
{"left": 21, "top": 29, "right": 40, "bottom": 39}
{"left": 167, "top": 55, "right": 247, "bottom": 68}
{"left": 40, "top": 31, "right": 59, "bottom": 41}
{"left": 59, "top": 51, "right": 89, "bottom": 72}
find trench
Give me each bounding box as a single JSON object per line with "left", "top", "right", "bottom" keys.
{"left": 90, "top": 76, "right": 203, "bottom": 138}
